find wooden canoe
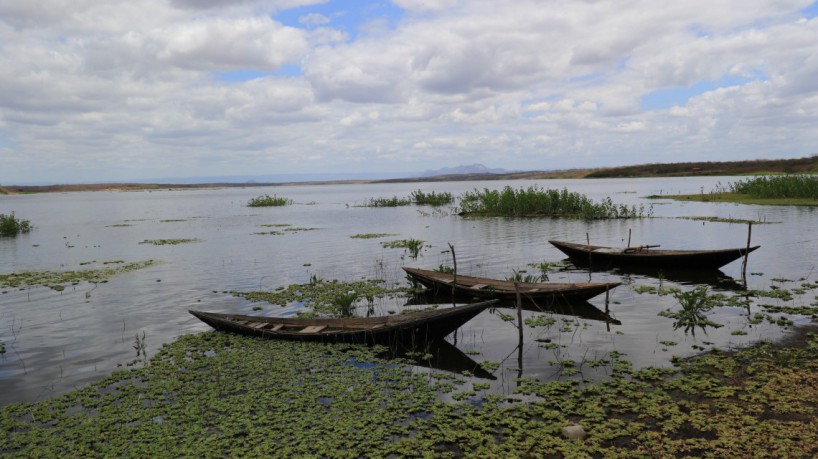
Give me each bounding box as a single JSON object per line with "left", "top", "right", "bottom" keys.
{"left": 402, "top": 267, "right": 620, "bottom": 303}
{"left": 549, "top": 240, "right": 760, "bottom": 270}
{"left": 189, "top": 299, "right": 497, "bottom": 345}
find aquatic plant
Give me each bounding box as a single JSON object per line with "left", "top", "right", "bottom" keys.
{"left": 0, "top": 212, "right": 32, "bottom": 237}
{"left": 381, "top": 239, "right": 425, "bottom": 259}
{"left": 458, "top": 186, "right": 651, "bottom": 219}
{"left": 729, "top": 175, "right": 818, "bottom": 199}
{"left": 231, "top": 279, "right": 406, "bottom": 317}
{"left": 362, "top": 196, "right": 413, "bottom": 207}
{"left": 350, "top": 233, "right": 398, "bottom": 239}
{"left": 333, "top": 291, "right": 359, "bottom": 317}
{"left": 0, "top": 260, "right": 157, "bottom": 289}
{"left": 410, "top": 190, "right": 454, "bottom": 206}
{"left": 139, "top": 238, "right": 200, "bottom": 245}
{"left": 247, "top": 194, "right": 293, "bottom": 207}
{"left": 3, "top": 330, "right": 818, "bottom": 457}
{"left": 659, "top": 287, "right": 723, "bottom": 334}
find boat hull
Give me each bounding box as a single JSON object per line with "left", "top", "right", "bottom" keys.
{"left": 403, "top": 267, "right": 619, "bottom": 303}
{"left": 549, "top": 240, "right": 759, "bottom": 270}
{"left": 190, "top": 299, "right": 496, "bottom": 345}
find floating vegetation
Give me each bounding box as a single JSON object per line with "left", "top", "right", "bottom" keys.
{"left": 458, "top": 186, "right": 651, "bottom": 218}
{"left": 107, "top": 223, "right": 133, "bottom": 227}
{"left": 159, "top": 219, "right": 187, "bottom": 223}
{"left": 231, "top": 279, "right": 406, "bottom": 317}
{"left": 0, "top": 260, "right": 157, "bottom": 289}
{"left": 139, "top": 238, "right": 200, "bottom": 245}
{"left": 246, "top": 194, "right": 293, "bottom": 207}
{"left": 2, "top": 328, "right": 807, "bottom": 459}
{"left": 678, "top": 216, "right": 779, "bottom": 224}
{"left": 258, "top": 223, "right": 292, "bottom": 227}
{"left": 350, "top": 233, "right": 398, "bottom": 239}
{"left": 0, "top": 212, "right": 32, "bottom": 237}
{"left": 253, "top": 228, "right": 320, "bottom": 236}
{"left": 381, "top": 239, "right": 425, "bottom": 259}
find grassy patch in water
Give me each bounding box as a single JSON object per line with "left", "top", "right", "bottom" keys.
{"left": 677, "top": 216, "right": 780, "bottom": 224}
{"left": 246, "top": 194, "right": 293, "bottom": 207}
{"left": 3, "top": 328, "right": 818, "bottom": 457}
{"left": 648, "top": 176, "right": 818, "bottom": 206}
{"left": 459, "top": 186, "right": 652, "bottom": 218}
{"left": 0, "top": 260, "right": 157, "bottom": 289}
{"left": 360, "top": 190, "right": 454, "bottom": 207}
{"left": 350, "top": 233, "right": 398, "bottom": 239}
{"left": 253, "top": 228, "right": 320, "bottom": 236}
{"left": 381, "top": 239, "right": 425, "bottom": 259}
{"left": 139, "top": 239, "right": 200, "bottom": 245}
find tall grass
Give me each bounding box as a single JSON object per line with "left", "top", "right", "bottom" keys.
{"left": 0, "top": 212, "right": 32, "bottom": 237}
{"left": 729, "top": 175, "right": 818, "bottom": 199}
{"left": 247, "top": 194, "right": 293, "bottom": 207}
{"left": 362, "top": 190, "right": 453, "bottom": 207}
{"left": 458, "top": 186, "right": 650, "bottom": 219}
{"left": 410, "top": 190, "right": 453, "bottom": 206}
{"left": 363, "top": 196, "right": 413, "bottom": 207}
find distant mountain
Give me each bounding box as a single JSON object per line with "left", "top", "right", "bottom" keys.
{"left": 420, "top": 164, "right": 509, "bottom": 177}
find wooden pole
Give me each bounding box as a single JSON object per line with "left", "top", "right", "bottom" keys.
{"left": 448, "top": 243, "right": 457, "bottom": 305}
{"left": 741, "top": 223, "right": 752, "bottom": 282}
{"left": 627, "top": 228, "right": 632, "bottom": 248}
{"left": 515, "top": 282, "right": 523, "bottom": 344}
{"left": 586, "top": 233, "right": 592, "bottom": 281}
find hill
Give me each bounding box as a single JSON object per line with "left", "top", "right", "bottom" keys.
{"left": 585, "top": 156, "right": 818, "bottom": 178}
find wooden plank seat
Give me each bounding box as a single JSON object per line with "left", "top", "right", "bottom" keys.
{"left": 470, "top": 284, "right": 487, "bottom": 290}
{"left": 299, "top": 325, "right": 327, "bottom": 333}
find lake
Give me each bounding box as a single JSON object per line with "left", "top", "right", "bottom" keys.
{"left": 2, "top": 177, "right": 817, "bottom": 406}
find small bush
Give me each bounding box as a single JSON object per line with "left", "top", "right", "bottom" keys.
{"left": 247, "top": 194, "right": 293, "bottom": 207}
{"left": 0, "top": 212, "right": 32, "bottom": 237}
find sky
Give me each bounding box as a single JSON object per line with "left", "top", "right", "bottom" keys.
{"left": 1, "top": 0, "right": 818, "bottom": 184}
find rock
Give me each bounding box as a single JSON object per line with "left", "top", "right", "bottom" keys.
{"left": 562, "top": 424, "right": 586, "bottom": 440}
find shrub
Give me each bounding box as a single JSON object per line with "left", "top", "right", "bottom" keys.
{"left": 0, "top": 212, "right": 32, "bottom": 237}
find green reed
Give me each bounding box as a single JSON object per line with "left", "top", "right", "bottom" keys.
{"left": 247, "top": 194, "right": 293, "bottom": 207}
{"left": 363, "top": 190, "right": 453, "bottom": 207}
{"left": 410, "top": 190, "right": 454, "bottom": 206}
{"left": 729, "top": 175, "right": 818, "bottom": 199}
{"left": 458, "top": 186, "right": 650, "bottom": 219}
{"left": 0, "top": 212, "right": 32, "bottom": 237}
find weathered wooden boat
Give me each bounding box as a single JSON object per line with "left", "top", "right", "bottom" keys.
{"left": 403, "top": 267, "right": 620, "bottom": 303}
{"left": 189, "top": 299, "right": 497, "bottom": 345}
{"left": 549, "top": 240, "right": 760, "bottom": 270}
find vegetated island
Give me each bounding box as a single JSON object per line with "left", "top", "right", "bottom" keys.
{"left": 1, "top": 156, "right": 817, "bottom": 194}
{"left": 648, "top": 174, "right": 818, "bottom": 206}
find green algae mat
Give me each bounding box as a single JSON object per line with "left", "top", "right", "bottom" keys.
{"left": 2, "top": 329, "right": 818, "bottom": 458}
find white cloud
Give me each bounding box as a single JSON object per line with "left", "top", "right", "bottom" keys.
{"left": 1, "top": 0, "right": 818, "bottom": 183}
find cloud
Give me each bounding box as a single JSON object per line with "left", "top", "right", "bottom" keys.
{"left": 1, "top": 0, "right": 818, "bottom": 183}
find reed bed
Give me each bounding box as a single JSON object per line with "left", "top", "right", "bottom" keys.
{"left": 247, "top": 194, "right": 293, "bottom": 207}
{"left": 729, "top": 175, "right": 818, "bottom": 199}
{"left": 458, "top": 186, "right": 650, "bottom": 219}
{"left": 362, "top": 190, "right": 454, "bottom": 207}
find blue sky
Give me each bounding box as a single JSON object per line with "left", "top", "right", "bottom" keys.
{"left": 641, "top": 72, "right": 768, "bottom": 110}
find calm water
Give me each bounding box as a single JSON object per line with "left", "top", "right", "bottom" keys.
{"left": 2, "top": 177, "right": 817, "bottom": 406}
